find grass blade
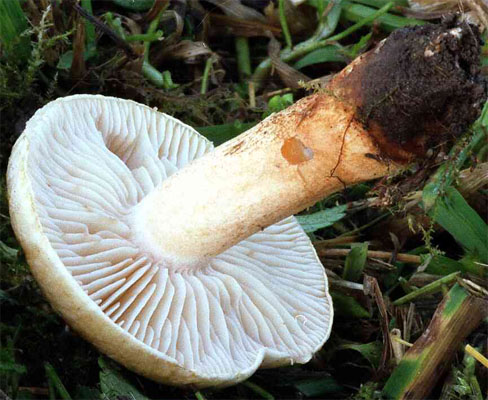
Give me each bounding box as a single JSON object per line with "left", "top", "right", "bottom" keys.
{"left": 81, "top": 0, "right": 96, "bottom": 49}
{"left": 0, "top": 0, "right": 30, "bottom": 62}
{"left": 341, "top": 2, "right": 424, "bottom": 32}
{"left": 342, "top": 243, "right": 368, "bottom": 282}
{"left": 242, "top": 381, "right": 274, "bottom": 400}
{"left": 328, "top": 2, "right": 395, "bottom": 41}
{"left": 337, "top": 341, "right": 382, "bottom": 369}
{"left": 44, "top": 363, "right": 72, "bottom": 400}
{"left": 309, "top": 0, "right": 344, "bottom": 41}
{"left": 392, "top": 271, "right": 460, "bottom": 306}
{"left": 98, "top": 357, "right": 149, "bottom": 400}
{"left": 294, "top": 45, "right": 344, "bottom": 69}
{"left": 294, "top": 377, "right": 343, "bottom": 397}
{"left": 383, "top": 284, "right": 487, "bottom": 399}
{"left": 429, "top": 187, "right": 488, "bottom": 263}
{"left": 330, "top": 290, "right": 371, "bottom": 318}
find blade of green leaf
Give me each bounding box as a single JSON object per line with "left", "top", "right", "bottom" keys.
{"left": 422, "top": 254, "right": 485, "bottom": 277}
{"left": 81, "top": 0, "right": 96, "bottom": 49}
{"left": 264, "top": 94, "right": 294, "bottom": 118}
{"left": 343, "top": 243, "right": 368, "bottom": 282}
{"left": 352, "top": 0, "right": 408, "bottom": 7}
{"left": 73, "top": 385, "right": 101, "bottom": 400}
{"left": 294, "top": 377, "right": 343, "bottom": 397}
{"left": 337, "top": 341, "right": 382, "bottom": 369}
{"left": 307, "top": 0, "right": 344, "bottom": 41}
{"left": 330, "top": 290, "right": 371, "bottom": 318}
{"left": 99, "top": 357, "right": 149, "bottom": 400}
{"left": 0, "top": 241, "right": 18, "bottom": 263}
{"left": 242, "top": 381, "right": 275, "bottom": 400}
{"left": 344, "top": 32, "right": 372, "bottom": 58}
{"left": 0, "top": 346, "right": 26, "bottom": 375}
{"left": 342, "top": 3, "right": 424, "bottom": 32}
{"left": 45, "top": 363, "right": 72, "bottom": 400}
{"left": 0, "top": 0, "right": 30, "bottom": 62}
{"left": 294, "top": 45, "right": 344, "bottom": 69}
{"left": 57, "top": 47, "right": 97, "bottom": 70}
{"left": 296, "top": 205, "right": 347, "bottom": 233}
{"left": 429, "top": 187, "right": 488, "bottom": 263}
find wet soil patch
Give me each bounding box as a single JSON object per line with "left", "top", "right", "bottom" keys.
{"left": 358, "top": 18, "right": 487, "bottom": 162}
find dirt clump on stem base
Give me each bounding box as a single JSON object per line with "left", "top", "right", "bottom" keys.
{"left": 337, "top": 18, "right": 487, "bottom": 163}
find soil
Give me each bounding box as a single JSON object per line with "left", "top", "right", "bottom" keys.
{"left": 357, "top": 18, "right": 487, "bottom": 162}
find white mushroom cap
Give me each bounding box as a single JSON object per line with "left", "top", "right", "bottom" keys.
{"left": 8, "top": 95, "right": 333, "bottom": 387}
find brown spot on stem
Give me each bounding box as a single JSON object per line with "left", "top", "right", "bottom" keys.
{"left": 281, "top": 137, "right": 314, "bottom": 165}
{"left": 225, "top": 140, "right": 244, "bottom": 156}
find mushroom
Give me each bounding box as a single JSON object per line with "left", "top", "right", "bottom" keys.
{"left": 7, "top": 22, "right": 486, "bottom": 387}
{"left": 8, "top": 96, "right": 333, "bottom": 387}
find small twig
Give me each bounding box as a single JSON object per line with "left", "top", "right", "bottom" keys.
{"left": 364, "top": 275, "right": 392, "bottom": 373}
{"left": 398, "top": 277, "right": 414, "bottom": 294}
{"left": 391, "top": 331, "right": 413, "bottom": 348}
{"left": 68, "top": 0, "right": 137, "bottom": 59}
{"left": 369, "top": 258, "right": 396, "bottom": 271}
{"left": 248, "top": 81, "right": 256, "bottom": 108}
{"left": 314, "top": 235, "right": 358, "bottom": 247}
{"left": 465, "top": 345, "right": 488, "bottom": 369}
{"left": 263, "top": 87, "right": 293, "bottom": 98}
{"left": 329, "top": 278, "right": 364, "bottom": 291}
{"left": 393, "top": 336, "right": 413, "bottom": 348}
{"left": 142, "top": 0, "right": 169, "bottom": 23}
{"left": 458, "top": 278, "right": 488, "bottom": 298}
{"left": 390, "top": 328, "right": 406, "bottom": 365}
{"left": 393, "top": 272, "right": 460, "bottom": 306}
{"left": 17, "top": 387, "right": 49, "bottom": 396}
{"left": 317, "top": 248, "right": 421, "bottom": 264}
{"left": 336, "top": 212, "right": 390, "bottom": 238}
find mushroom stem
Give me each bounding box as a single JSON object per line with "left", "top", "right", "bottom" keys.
{"left": 132, "top": 83, "right": 399, "bottom": 266}
{"left": 131, "top": 21, "right": 486, "bottom": 267}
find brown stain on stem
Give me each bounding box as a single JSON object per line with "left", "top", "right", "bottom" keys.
{"left": 280, "top": 137, "right": 314, "bottom": 165}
